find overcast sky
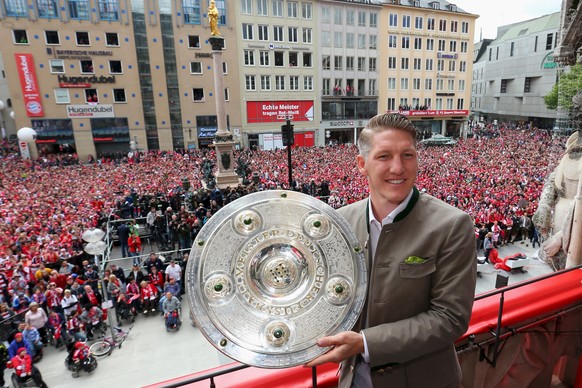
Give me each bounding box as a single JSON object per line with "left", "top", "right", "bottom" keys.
{"left": 452, "top": 0, "right": 563, "bottom": 42}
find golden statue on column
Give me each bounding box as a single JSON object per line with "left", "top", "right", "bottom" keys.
{"left": 208, "top": 0, "right": 221, "bottom": 37}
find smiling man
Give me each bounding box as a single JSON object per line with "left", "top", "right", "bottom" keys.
{"left": 306, "top": 113, "right": 477, "bottom": 388}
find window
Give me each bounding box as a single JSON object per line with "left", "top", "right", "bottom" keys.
{"left": 261, "top": 75, "right": 271, "bottom": 91}
{"left": 524, "top": 77, "right": 532, "bottom": 93}
{"left": 427, "top": 18, "right": 435, "bottom": 30}
{"left": 224, "top": 88, "right": 229, "bottom": 101}
{"left": 437, "top": 60, "right": 444, "bottom": 71}
{"left": 425, "top": 79, "right": 432, "bottom": 90}
{"left": 448, "top": 60, "right": 455, "bottom": 72}
{"left": 259, "top": 51, "right": 270, "bottom": 66}
{"left": 448, "top": 79, "right": 454, "bottom": 90}
{"left": 413, "top": 78, "right": 421, "bottom": 90}
{"left": 257, "top": 0, "right": 267, "bottom": 15}
{"left": 389, "top": 35, "right": 397, "bottom": 48}
{"left": 192, "top": 88, "right": 204, "bottom": 101}
{"left": 389, "top": 13, "right": 397, "bottom": 27}
{"left": 414, "top": 37, "right": 422, "bottom": 50}
{"left": 45, "top": 30, "right": 60, "bottom": 45}
{"left": 388, "top": 57, "right": 396, "bottom": 69}
{"left": 333, "top": 8, "right": 342, "bottom": 24}
{"left": 244, "top": 50, "right": 255, "bottom": 66}
{"left": 496, "top": 47, "right": 499, "bottom": 60}
{"left": 534, "top": 36, "right": 538, "bottom": 52}
{"left": 323, "top": 78, "right": 331, "bottom": 95}
{"left": 301, "top": 2, "right": 311, "bottom": 19}
{"left": 241, "top": 0, "right": 252, "bottom": 14}
{"left": 274, "top": 26, "right": 284, "bottom": 42}
{"left": 332, "top": 32, "right": 342, "bottom": 48}
{"left": 289, "top": 76, "right": 299, "bottom": 91}
{"left": 303, "top": 52, "right": 312, "bottom": 67}
{"left": 510, "top": 42, "right": 515, "bottom": 56}
{"left": 109, "top": 60, "right": 122, "bottom": 74}
{"left": 322, "top": 56, "right": 330, "bottom": 70}
{"left": 346, "top": 9, "right": 354, "bottom": 25}
{"left": 402, "top": 15, "right": 410, "bottom": 28}
{"left": 459, "top": 61, "right": 466, "bottom": 72}
{"left": 457, "top": 99, "right": 464, "bottom": 109}
{"left": 6, "top": 1, "right": 28, "bottom": 17}
{"left": 49, "top": 59, "right": 65, "bottom": 73}
{"left": 358, "top": 57, "right": 366, "bottom": 71}
{"left": 275, "top": 75, "right": 285, "bottom": 90}
{"left": 54, "top": 88, "right": 70, "bottom": 104}
{"left": 272, "top": 0, "right": 283, "bottom": 16}
{"left": 105, "top": 32, "right": 119, "bottom": 46}
{"left": 287, "top": 1, "right": 297, "bottom": 17}
{"left": 245, "top": 75, "right": 256, "bottom": 91}
{"left": 387, "top": 98, "right": 396, "bottom": 111}
{"left": 358, "top": 34, "right": 366, "bottom": 49}
{"left": 182, "top": 0, "right": 201, "bottom": 23}
{"left": 37, "top": 0, "right": 59, "bottom": 18}
{"left": 274, "top": 51, "right": 284, "bottom": 66}
{"left": 369, "top": 79, "right": 376, "bottom": 95}
{"left": 435, "top": 98, "right": 442, "bottom": 109}
{"left": 369, "top": 13, "right": 377, "bottom": 27}
{"left": 424, "top": 39, "right": 433, "bottom": 52}
{"left": 439, "top": 19, "right": 446, "bottom": 31}
{"left": 500, "top": 79, "right": 507, "bottom": 93}
{"left": 334, "top": 56, "right": 342, "bottom": 70}
{"left": 436, "top": 79, "right": 443, "bottom": 90}
{"left": 75, "top": 31, "right": 90, "bottom": 46}
{"left": 424, "top": 98, "right": 431, "bottom": 108}
{"left": 346, "top": 33, "right": 354, "bottom": 48}
{"left": 415, "top": 16, "right": 423, "bottom": 29}
{"left": 321, "top": 6, "right": 329, "bottom": 22}
{"left": 369, "top": 35, "right": 377, "bottom": 49}
{"left": 401, "top": 58, "right": 409, "bottom": 70}
{"left": 303, "top": 76, "right": 313, "bottom": 91}
{"left": 450, "top": 21, "right": 458, "bottom": 32}
{"left": 13, "top": 30, "right": 29, "bottom": 44}
{"left": 346, "top": 57, "right": 354, "bottom": 71}
{"left": 450, "top": 41, "right": 456, "bottom": 52}
{"left": 113, "top": 88, "right": 126, "bottom": 103}
{"left": 369, "top": 58, "right": 377, "bottom": 71}
{"left": 85, "top": 88, "right": 98, "bottom": 103}
{"left": 80, "top": 60, "right": 94, "bottom": 73}
{"left": 358, "top": 11, "right": 365, "bottom": 26}
{"left": 242, "top": 24, "right": 253, "bottom": 40}
{"left": 190, "top": 61, "right": 202, "bottom": 74}
{"left": 489, "top": 48, "right": 492, "bottom": 61}
{"left": 459, "top": 79, "right": 465, "bottom": 91}
{"left": 288, "top": 52, "right": 298, "bottom": 66}
{"left": 413, "top": 58, "right": 421, "bottom": 70}
{"left": 303, "top": 28, "right": 312, "bottom": 43}
{"left": 388, "top": 78, "right": 396, "bottom": 90}
{"left": 446, "top": 98, "right": 453, "bottom": 109}
{"left": 438, "top": 39, "right": 445, "bottom": 51}
{"left": 223, "top": 62, "right": 228, "bottom": 74}
{"left": 188, "top": 35, "right": 200, "bottom": 48}
{"left": 461, "top": 21, "right": 469, "bottom": 34}
{"left": 401, "top": 36, "right": 410, "bottom": 49}
{"left": 426, "top": 58, "right": 433, "bottom": 71}
{"left": 289, "top": 27, "right": 298, "bottom": 43}
{"left": 258, "top": 25, "right": 269, "bottom": 41}
{"left": 321, "top": 31, "right": 331, "bottom": 46}
{"left": 460, "top": 41, "right": 468, "bottom": 53}
{"left": 98, "top": 0, "right": 119, "bottom": 21}
{"left": 400, "top": 78, "right": 408, "bottom": 90}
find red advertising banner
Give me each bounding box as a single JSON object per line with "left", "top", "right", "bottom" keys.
{"left": 247, "top": 100, "right": 314, "bottom": 123}
{"left": 15, "top": 53, "right": 45, "bottom": 117}
{"left": 394, "top": 109, "right": 469, "bottom": 117}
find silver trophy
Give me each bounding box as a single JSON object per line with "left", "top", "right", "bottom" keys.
{"left": 186, "top": 190, "right": 367, "bottom": 368}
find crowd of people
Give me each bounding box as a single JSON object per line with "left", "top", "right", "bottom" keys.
{"left": 0, "top": 123, "right": 566, "bottom": 384}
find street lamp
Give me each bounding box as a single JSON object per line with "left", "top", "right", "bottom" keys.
{"left": 82, "top": 227, "right": 116, "bottom": 339}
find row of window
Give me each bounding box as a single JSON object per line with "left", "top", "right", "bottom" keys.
{"left": 242, "top": 24, "right": 312, "bottom": 43}
{"left": 323, "top": 55, "right": 467, "bottom": 73}
{"left": 242, "top": 50, "right": 312, "bottom": 67}
{"left": 488, "top": 33, "right": 558, "bottom": 60}
{"left": 321, "top": 7, "right": 378, "bottom": 27}
{"left": 49, "top": 59, "right": 122, "bottom": 74}
{"left": 6, "top": 0, "right": 120, "bottom": 21}
{"left": 388, "top": 14, "right": 469, "bottom": 34}
{"left": 241, "top": 0, "right": 312, "bottom": 19}
{"left": 322, "top": 56, "right": 377, "bottom": 72}
{"left": 244, "top": 74, "right": 313, "bottom": 91}
{"left": 386, "top": 78, "right": 466, "bottom": 92}
{"left": 471, "top": 77, "right": 535, "bottom": 95}
{"left": 321, "top": 31, "right": 377, "bottom": 50}
{"left": 387, "top": 97, "right": 465, "bottom": 111}
{"left": 389, "top": 36, "right": 469, "bottom": 53}
{"left": 321, "top": 79, "right": 377, "bottom": 97}
{"left": 13, "top": 29, "right": 120, "bottom": 46}
{"left": 52, "top": 87, "right": 229, "bottom": 104}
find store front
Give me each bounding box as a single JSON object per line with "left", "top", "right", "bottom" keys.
{"left": 91, "top": 117, "right": 130, "bottom": 156}
{"left": 31, "top": 119, "right": 76, "bottom": 154}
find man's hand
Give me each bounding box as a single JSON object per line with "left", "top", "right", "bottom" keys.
{"left": 304, "top": 331, "right": 364, "bottom": 367}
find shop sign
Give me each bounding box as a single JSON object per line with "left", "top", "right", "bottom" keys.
{"left": 58, "top": 75, "right": 116, "bottom": 86}
{"left": 437, "top": 53, "right": 458, "bottom": 59}
{"left": 541, "top": 52, "right": 557, "bottom": 69}
{"left": 50, "top": 49, "right": 113, "bottom": 59}
{"left": 66, "top": 104, "right": 115, "bottom": 118}
{"left": 329, "top": 120, "right": 354, "bottom": 127}
{"left": 198, "top": 127, "right": 217, "bottom": 138}
{"left": 397, "top": 109, "right": 469, "bottom": 117}
{"left": 15, "top": 53, "right": 45, "bottom": 117}
{"left": 195, "top": 53, "right": 213, "bottom": 58}
{"left": 247, "top": 100, "right": 314, "bottom": 123}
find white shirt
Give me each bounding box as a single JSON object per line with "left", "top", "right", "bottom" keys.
{"left": 165, "top": 264, "right": 181, "bottom": 281}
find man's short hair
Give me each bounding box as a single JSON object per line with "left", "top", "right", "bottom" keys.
{"left": 358, "top": 113, "right": 417, "bottom": 160}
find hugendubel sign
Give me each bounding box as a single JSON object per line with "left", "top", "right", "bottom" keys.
{"left": 15, "top": 53, "right": 45, "bottom": 117}
{"left": 66, "top": 104, "right": 115, "bottom": 118}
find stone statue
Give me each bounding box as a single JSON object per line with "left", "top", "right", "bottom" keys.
{"left": 533, "top": 91, "right": 582, "bottom": 270}
{"left": 208, "top": 0, "right": 220, "bottom": 37}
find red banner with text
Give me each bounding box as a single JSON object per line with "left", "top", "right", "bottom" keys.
{"left": 15, "top": 53, "right": 44, "bottom": 117}
{"left": 247, "top": 100, "right": 314, "bottom": 123}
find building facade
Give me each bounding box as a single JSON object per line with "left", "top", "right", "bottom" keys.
{"left": 470, "top": 13, "right": 561, "bottom": 128}
{"left": 0, "top": 52, "right": 17, "bottom": 140}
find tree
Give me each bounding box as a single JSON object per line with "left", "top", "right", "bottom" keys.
{"left": 544, "top": 63, "right": 582, "bottom": 110}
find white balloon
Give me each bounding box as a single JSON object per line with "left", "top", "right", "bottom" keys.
{"left": 0, "top": 101, "right": 5, "bottom": 110}
{"left": 9, "top": 111, "right": 15, "bottom": 119}
{"left": 82, "top": 228, "right": 106, "bottom": 243}
{"left": 17, "top": 127, "right": 37, "bottom": 142}
{"left": 84, "top": 241, "right": 107, "bottom": 255}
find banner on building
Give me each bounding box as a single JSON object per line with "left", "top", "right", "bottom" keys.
{"left": 15, "top": 53, "right": 45, "bottom": 117}
{"left": 66, "top": 105, "right": 115, "bottom": 118}
{"left": 247, "top": 100, "right": 314, "bottom": 123}
{"left": 397, "top": 109, "right": 469, "bottom": 117}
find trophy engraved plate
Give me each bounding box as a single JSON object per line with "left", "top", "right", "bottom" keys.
{"left": 186, "top": 190, "right": 367, "bottom": 368}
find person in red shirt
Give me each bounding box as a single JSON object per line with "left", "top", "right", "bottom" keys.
{"left": 9, "top": 348, "right": 48, "bottom": 388}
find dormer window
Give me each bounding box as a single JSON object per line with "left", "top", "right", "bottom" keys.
{"left": 431, "top": 2, "right": 440, "bottom": 10}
